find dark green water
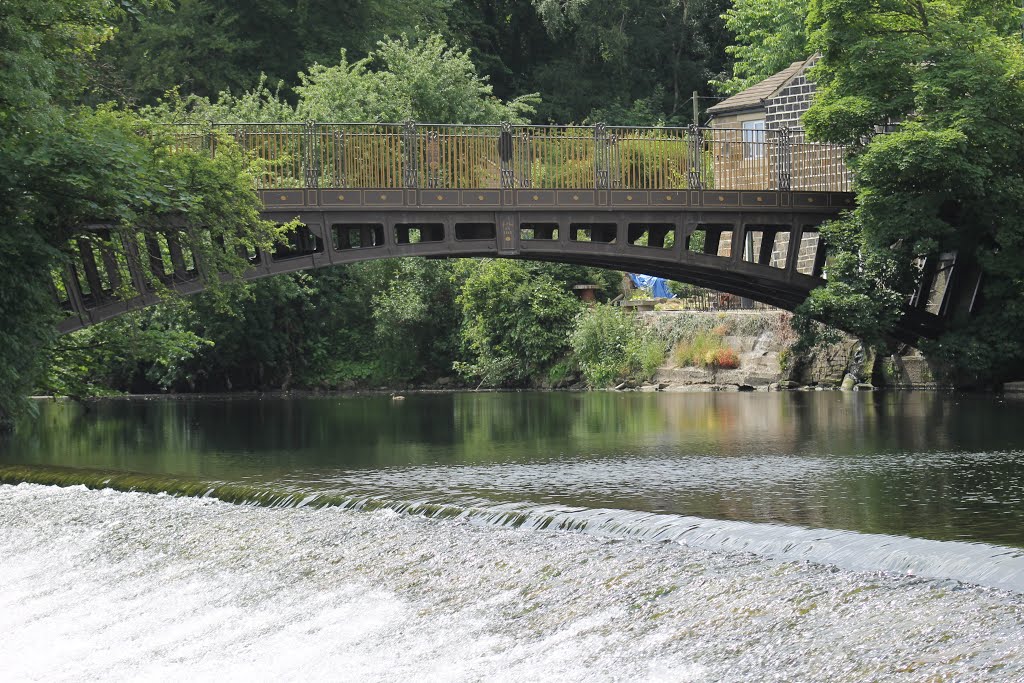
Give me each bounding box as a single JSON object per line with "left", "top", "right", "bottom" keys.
{"left": 4, "top": 391, "right": 1024, "bottom": 547}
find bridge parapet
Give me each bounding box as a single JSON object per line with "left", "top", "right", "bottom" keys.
{"left": 169, "top": 122, "right": 853, "bottom": 195}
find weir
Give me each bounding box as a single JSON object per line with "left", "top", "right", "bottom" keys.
{"left": 52, "top": 123, "right": 951, "bottom": 344}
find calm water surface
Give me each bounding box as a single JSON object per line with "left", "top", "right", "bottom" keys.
{"left": 4, "top": 391, "right": 1024, "bottom": 546}
{"left": 3, "top": 391, "right": 1024, "bottom": 681}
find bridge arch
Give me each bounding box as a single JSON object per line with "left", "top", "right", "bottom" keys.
{"left": 55, "top": 206, "right": 942, "bottom": 345}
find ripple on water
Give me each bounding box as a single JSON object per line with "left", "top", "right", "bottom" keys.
{"left": 1, "top": 483, "right": 1023, "bottom": 682}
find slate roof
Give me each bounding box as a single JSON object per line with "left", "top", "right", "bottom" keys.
{"left": 706, "top": 59, "right": 809, "bottom": 116}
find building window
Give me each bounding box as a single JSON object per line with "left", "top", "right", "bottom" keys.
{"left": 742, "top": 120, "right": 765, "bottom": 159}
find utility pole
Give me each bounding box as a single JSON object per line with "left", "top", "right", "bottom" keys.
{"left": 692, "top": 91, "right": 700, "bottom": 127}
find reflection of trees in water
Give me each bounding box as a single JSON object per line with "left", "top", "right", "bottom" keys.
{"left": 10, "top": 393, "right": 1024, "bottom": 468}
{"left": 6, "top": 393, "right": 1024, "bottom": 546}
{"left": 453, "top": 393, "right": 575, "bottom": 457}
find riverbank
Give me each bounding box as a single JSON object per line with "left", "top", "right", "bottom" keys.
{"left": 24, "top": 309, "right": 954, "bottom": 411}
{"left": 637, "top": 309, "right": 946, "bottom": 393}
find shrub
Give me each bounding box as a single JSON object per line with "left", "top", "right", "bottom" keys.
{"left": 569, "top": 304, "right": 666, "bottom": 387}
{"left": 711, "top": 348, "right": 740, "bottom": 369}
{"left": 547, "top": 359, "right": 575, "bottom": 387}
{"left": 668, "top": 281, "right": 700, "bottom": 298}
{"left": 625, "top": 333, "right": 667, "bottom": 381}
{"left": 456, "top": 260, "right": 582, "bottom": 386}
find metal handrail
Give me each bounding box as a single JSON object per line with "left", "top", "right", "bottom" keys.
{"left": 164, "top": 122, "right": 852, "bottom": 193}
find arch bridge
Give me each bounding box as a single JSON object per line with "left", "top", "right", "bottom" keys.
{"left": 53, "top": 123, "right": 954, "bottom": 345}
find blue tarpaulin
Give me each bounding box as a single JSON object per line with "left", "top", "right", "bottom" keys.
{"left": 628, "top": 273, "right": 675, "bottom": 298}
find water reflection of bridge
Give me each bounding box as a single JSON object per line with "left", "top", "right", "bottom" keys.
{"left": 55, "top": 123, "right": 948, "bottom": 344}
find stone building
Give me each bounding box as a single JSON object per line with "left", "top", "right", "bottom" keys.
{"left": 706, "top": 57, "right": 817, "bottom": 131}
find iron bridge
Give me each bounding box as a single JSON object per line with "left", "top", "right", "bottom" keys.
{"left": 53, "top": 123, "right": 951, "bottom": 344}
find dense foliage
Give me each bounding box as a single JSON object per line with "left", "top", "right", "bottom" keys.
{"left": 795, "top": 0, "right": 1024, "bottom": 384}
{"left": 93, "top": 0, "right": 451, "bottom": 103}
{"left": 711, "top": 0, "right": 809, "bottom": 94}
{"left": 0, "top": 0, "right": 279, "bottom": 426}
{"left": 97, "top": 0, "right": 735, "bottom": 124}
{"left": 569, "top": 305, "right": 665, "bottom": 387}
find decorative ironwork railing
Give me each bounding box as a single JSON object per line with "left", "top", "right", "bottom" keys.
{"left": 167, "top": 122, "right": 852, "bottom": 193}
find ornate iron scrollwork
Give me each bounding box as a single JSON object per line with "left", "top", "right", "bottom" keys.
{"left": 776, "top": 126, "right": 792, "bottom": 192}
{"left": 304, "top": 120, "right": 321, "bottom": 188}
{"left": 402, "top": 120, "right": 418, "bottom": 188}
{"left": 687, "top": 124, "right": 703, "bottom": 190}
{"left": 425, "top": 129, "right": 440, "bottom": 188}
{"left": 594, "top": 123, "right": 610, "bottom": 190}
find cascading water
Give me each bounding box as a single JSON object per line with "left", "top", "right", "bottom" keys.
{"left": 2, "top": 483, "right": 1023, "bottom": 682}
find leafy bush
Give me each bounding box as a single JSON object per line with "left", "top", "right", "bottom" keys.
{"left": 668, "top": 281, "right": 700, "bottom": 298}
{"left": 569, "top": 304, "right": 665, "bottom": 387}
{"left": 626, "top": 333, "right": 668, "bottom": 380}
{"left": 547, "top": 359, "right": 575, "bottom": 387}
{"left": 456, "top": 260, "right": 582, "bottom": 386}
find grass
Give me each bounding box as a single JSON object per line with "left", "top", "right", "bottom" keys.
{"left": 671, "top": 330, "right": 740, "bottom": 369}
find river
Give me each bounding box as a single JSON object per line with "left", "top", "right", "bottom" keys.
{"left": 1, "top": 392, "right": 1023, "bottom": 680}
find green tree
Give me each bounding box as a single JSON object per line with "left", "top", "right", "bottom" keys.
{"left": 796, "top": 0, "right": 1024, "bottom": 384}
{"left": 454, "top": 260, "right": 582, "bottom": 386}
{"left": 96, "top": 0, "right": 451, "bottom": 104}
{"left": 142, "top": 33, "right": 538, "bottom": 125}
{"left": 0, "top": 0, "right": 279, "bottom": 428}
{"left": 711, "top": 0, "right": 809, "bottom": 94}
{"left": 444, "top": 0, "right": 557, "bottom": 105}
{"left": 530, "top": 0, "right": 731, "bottom": 123}
{"left": 295, "top": 35, "right": 537, "bottom": 123}
{"left": 369, "top": 259, "right": 463, "bottom": 383}
{"left": 1, "top": 0, "right": 140, "bottom": 426}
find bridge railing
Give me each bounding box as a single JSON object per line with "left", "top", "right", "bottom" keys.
{"left": 167, "top": 122, "right": 851, "bottom": 193}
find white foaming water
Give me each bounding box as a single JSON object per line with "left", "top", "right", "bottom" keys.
{"left": 1, "top": 483, "right": 1023, "bottom": 682}
{"left": 444, "top": 501, "right": 1024, "bottom": 592}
